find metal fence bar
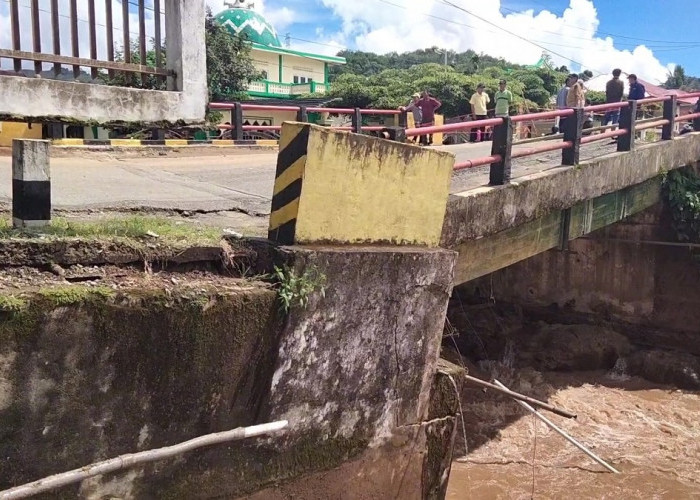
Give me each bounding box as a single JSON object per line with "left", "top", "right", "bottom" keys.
{"left": 138, "top": 0, "right": 147, "bottom": 84}
{"left": 30, "top": 0, "right": 42, "bottom": 75}
{"left": 50, "top": 0, "right": 61, "bottom": 76}
{"left": 0, "top": 49, "right": 170, "bottom": 76}
{"left": 154, "top": 0, "right": 163, "bottom": 69}
{"left": 69, "top": 0, "right": 80, "bottom": 78}
{"left": 88, "top": 0, "right": 98, "bottom": 79}
{"left": 105, "top": 0, "right": 115, "bottom": 78}
{"left": 122, "top": 0, "right": 131, "bottom": 81}
{"left": 10, "top": 0, "right": 21, "bottom": 72}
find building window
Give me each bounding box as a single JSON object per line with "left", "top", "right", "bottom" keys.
{"left": 261, "top": 70, "right": 268, "bottom": 80}
{"left": 294, "top": 76, "right": 312, "bottom": 84}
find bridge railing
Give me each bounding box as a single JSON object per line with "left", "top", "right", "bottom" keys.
{"left": 209, "top": 102, "right": 405, "bottom": 140}
{"left": 400, "top": 94, "right": 700, "bottom": 185}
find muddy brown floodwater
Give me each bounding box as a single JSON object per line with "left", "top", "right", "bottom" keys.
{"left": 446, "top": 371, "right": 700, "bottom": 499}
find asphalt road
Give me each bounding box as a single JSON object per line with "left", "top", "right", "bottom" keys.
{"left": 0, "top": 139, "right": 618, "bottom": 219}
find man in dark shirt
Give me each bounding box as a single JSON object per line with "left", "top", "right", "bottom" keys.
{"left": 627, "top": 74, "right": 646, "bottom": 100}
{"left": 417, "top": 90, "right": 442, "bottom": 145}
{"left": 604, "top": 68, "right": 624, "bottom": 127}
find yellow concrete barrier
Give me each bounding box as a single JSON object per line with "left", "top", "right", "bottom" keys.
{"left": 268, "top": 123, "right": 454, "bottom": 247}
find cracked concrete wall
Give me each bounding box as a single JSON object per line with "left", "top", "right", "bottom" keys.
{"left": 257, "top": 246, "right": 458, "bottom": 499}
{"left": 0, "top": 0, "right": 207, "bottom": 125}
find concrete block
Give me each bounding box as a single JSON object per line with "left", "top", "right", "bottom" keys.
{"left": 268, "top": 245, "right": 456, "bottom": 440}
{"left": 12, "top": 139, "right": 51, "bottom": 228}
{"left": 268, "top": 123, "right": 455, "bottom": 247}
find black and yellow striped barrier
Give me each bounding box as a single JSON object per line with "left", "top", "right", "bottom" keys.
{"left": 268, "top": 122, "right": 455, "bottom": 247}
{"left": 52, "top": 139, "right": 278, "bottom": 147}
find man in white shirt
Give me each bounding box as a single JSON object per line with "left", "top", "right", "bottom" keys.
{"left": 469, "top": 83, "right": 491, "bottom": 142}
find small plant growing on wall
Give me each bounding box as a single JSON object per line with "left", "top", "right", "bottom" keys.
{"left": 273, "top": 265, "right": 326, "bottom": 313}
{"left": 664, "top": 168, "right": 700, "bottom": 243}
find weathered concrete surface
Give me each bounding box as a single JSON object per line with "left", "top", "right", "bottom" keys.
{"left": 452, "top": 177, "right": 662, "bottom": 284}
{"left": 470, "top": 202, "right": 700, "bottom": 337}
{"left": 0, "top": 285, "right": 285, "bottom": 498}
{"left": 0, "top": 1, "right": 207, "bottom": 124}
{"left": 269, "top": 123, "right": 454, "bottom": 247}
{"left": 442, "top": 133, "right": 700, "bottom": 247}
{"left": 258, "top": 246, "right": 457, "bottom": 499}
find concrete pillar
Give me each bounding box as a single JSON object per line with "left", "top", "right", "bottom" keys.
{"left": 165, "top": 0, "right": 208, "bottom": 115}
{"left": 12, "top": 139, "right": 51, "bottom": 228}
{"left": 489, "top": 117, "right": 513, "bottom": 185}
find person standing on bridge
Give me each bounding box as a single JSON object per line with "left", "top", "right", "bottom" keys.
{"left": 604, "top": 69, "right": 624, "bottom": 129}
{"left": 555, "top": 76, "right": 570, "bottom": 130}
{"left": 627, "top": 74, "right": 646, "bottom": 101}
{"left": 401, "top": 93, "right": 423, "bottom": 144}
{"left": 494, "top": 79, "right": 513, "bottom": 119}
{"left": 566, "top": 74, "right": 585, "bottom": 109}
{"left": 416, "top": 90, "right": 442, "bottom": 146}
{"left": 470, "top": 83, "right": 491, "bottom": 142}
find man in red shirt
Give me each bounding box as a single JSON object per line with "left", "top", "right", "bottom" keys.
{"left": 417, "top": 90, "right": 442, "bottom": 145}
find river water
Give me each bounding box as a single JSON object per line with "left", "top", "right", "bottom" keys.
{"left": 445, "top": 371, "right": 700, "bottom": 499}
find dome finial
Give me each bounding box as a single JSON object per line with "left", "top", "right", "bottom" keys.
{"left": 224, "top": 0, "right": 255, "bottom": 9}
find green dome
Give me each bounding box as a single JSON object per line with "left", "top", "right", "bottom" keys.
{"left": 214, "top": 8, "right": 281, "bottom": 47}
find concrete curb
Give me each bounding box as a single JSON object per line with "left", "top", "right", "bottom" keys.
{"left": 52, "top": 139, "right": 279, "bottom": 147}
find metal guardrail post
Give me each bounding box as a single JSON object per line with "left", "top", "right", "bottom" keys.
{"left": 489, "top": 117, "right": 513, "bottom": 185}
{"left": 662, "top": 95, "right": 677, "bottom": 140}
{"left": 562, "top": 108, "right": 584, "bottom": 166}
{"left": 296, "top": 106, "right": 308, "bottom": 123}
{"left": 398, "top": 109, "right": 408, "bottom": 128}
{"left": 233, "top": 103, "right": 244, "bottom": 141}
{"left": 617, "top": 101, "right": 637, "bottom": 152}
{"left": 352, "top": 108, "right": 362, "bottom": 134}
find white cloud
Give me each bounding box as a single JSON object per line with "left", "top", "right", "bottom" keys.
{"left": 318, "top": 0, "right": 674, "bottom": 84}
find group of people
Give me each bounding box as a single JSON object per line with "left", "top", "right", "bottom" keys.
{"left": 554, "top": 69, "right": 646, "bottom": 133}
{"left": 400, "top": 69, "right": 653, "bottom": 146}
{"left": 401, "top": 80, "right": 515, "bottom": 144}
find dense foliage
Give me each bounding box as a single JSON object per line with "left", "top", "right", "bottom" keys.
{"left": 664, "top": 168, "right": 700, "bottom": 243}
{"left": 328, "top": 48, "right": 569, "bottom": 116}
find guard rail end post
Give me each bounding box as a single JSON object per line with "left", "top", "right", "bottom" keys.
{"left": 662, "top": 95, "right": 677, "bottom": 140}
{"left": 352, "top": 108, "right": 362, "bottom": 134}
{"left": 618, "top": 100, "right": 637, "bottom": 152}
{"left": 562, "top": 108, "right": 584, "bottom": 166}
{"left": 297, "top": 106, "right": 308, "bottom": 123}
{"left": 398, "top": 109, "right": 408, "bottom": 128}
{"left": 233, "top": 103, "right": 244, "bottom": 141}
{"left": 380, "top": 127, "right": 406, "bottom": 143}
{"left": 489, "top": 117, "right": 513, "bottom": 185}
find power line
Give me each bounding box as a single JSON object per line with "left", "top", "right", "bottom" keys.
{"left": 437, "top": 0, "right": 608, "bottom": 75}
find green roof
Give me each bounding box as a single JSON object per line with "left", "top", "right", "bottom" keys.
{"left": 251, "top": 43, "right": 346, "bottom": 65}
{"left": 214, "top": 8, "right": 281, "bottom": 47}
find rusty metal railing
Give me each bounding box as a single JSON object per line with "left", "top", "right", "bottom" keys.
{"left": 0, "top": 0, "right": 170, "bottom": 84}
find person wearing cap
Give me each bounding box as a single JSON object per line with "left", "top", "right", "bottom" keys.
{"left": 470, "top": 83, "right": 491, "bottom": 142}
{"left": 401, "top": 93, "right": 423, "bottom": 143}
{"left": 494, "top": 79, "right": 513, "bottom": 118}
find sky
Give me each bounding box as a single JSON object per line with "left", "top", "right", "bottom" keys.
{"left": 205, "top": 0, "right": 700, "bottom": 85}
{"left": 1, "top": 0, "right": 698, "bottom": 85}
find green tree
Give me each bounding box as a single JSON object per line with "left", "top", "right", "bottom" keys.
{"left": 664, "top": 65, "right": 687, "bottom": 90}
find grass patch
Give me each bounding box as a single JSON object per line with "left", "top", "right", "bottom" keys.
{"left": 0, "top": 294, "right": 27, "bottom": 313}
{"left": 38, "top": 286, "right": 116, "bottom": 306}
{"left": 0, "top": 216, "right": 223, "bottom": 246}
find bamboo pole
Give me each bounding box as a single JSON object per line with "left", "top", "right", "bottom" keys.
{"left": 0, "top": 421, "right": 289, "bottom": 500}
{"left": 493, "top": 380, "right": 620, "bottom": 474}
{"left": 463, "top": 374, "right": 577, "bottom": 419}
